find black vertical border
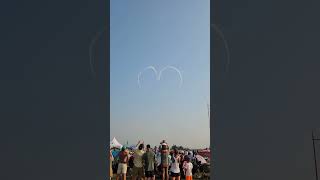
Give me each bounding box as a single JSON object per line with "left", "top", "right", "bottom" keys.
{"left": 106, "top": 0, "right": 111, "bottom": 178}
{"left": 211, "top": 0, "right": 222, "bottom": 179}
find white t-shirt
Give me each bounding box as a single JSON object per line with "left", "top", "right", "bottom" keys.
{"left": 183, "top": 162, "right": 193, "bottom": 176}
{"left": 170, "top": 156, "right": 180, "bottom": 173}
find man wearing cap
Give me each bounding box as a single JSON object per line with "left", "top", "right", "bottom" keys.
{"left": 117, "top": 146, "right": 130, "bottom": 180}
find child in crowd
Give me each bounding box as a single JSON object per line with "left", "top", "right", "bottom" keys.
{"left": 183, "top": 157, "right": 193, "bottom": 180}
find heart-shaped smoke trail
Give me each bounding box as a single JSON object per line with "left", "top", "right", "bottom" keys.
{"left": 137, "top": 66, "right": 183, "bottom": 88}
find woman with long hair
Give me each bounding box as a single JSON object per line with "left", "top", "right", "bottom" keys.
{"left": 160, "top": 140, "right": 169, "bottom": 180}
{"left": 170, "top": 149, "right": 181, "bottom": 180}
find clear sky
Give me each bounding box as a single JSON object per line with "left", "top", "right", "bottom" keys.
{"left": 110, "top": 0, "right": 210, "bottom": 149}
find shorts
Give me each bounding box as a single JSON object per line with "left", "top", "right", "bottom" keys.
{"left": 170, "top": 172, "right": 180, "bottom": 177}
{"left": 145, "top": 170, "right": 154, "bottom": 177}
{"left": 161, "top": 164, "right": 169, "bottom": 168}
{"left": 132, "top": 166, "right": 144, "bottom": 177}
{"left": 185, "top": 175, "right": 193, "bottom": 180}
{"left": 117, "top": 163, "right": 127, "bottom": 174}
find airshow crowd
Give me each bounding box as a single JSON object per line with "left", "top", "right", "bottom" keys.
{"left": 109, "top": 140, "right": 204, "bottom": 180}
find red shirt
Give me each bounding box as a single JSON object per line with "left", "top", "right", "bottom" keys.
{"left": 119, "top": 151, "right": 129, "bottom": 163}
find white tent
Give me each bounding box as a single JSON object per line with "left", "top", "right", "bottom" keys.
{"left": 195, "top": 155, "right": 207, "bottom": 164}
{"left": 110, "top": 137, "right": 123, "bottom": 149}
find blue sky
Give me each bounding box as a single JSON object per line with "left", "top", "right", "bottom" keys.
{"left": 110, "top": 0, "right": 210, "bottom": 149}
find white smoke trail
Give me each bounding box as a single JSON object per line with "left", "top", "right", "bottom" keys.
{"left": 203, "top": 97, "right": 210, "bottom": 128}
{"left": 137, "top": 65, "right": 183, "bottom": 88}
{"left": 158, "top": 66, "right": 183, "bottom": 88}
{"left": 137, "top": 66, "right": 158, "bottom": 88}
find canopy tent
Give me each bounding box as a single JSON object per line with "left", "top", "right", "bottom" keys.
{"left": 198, "top": 148, "right": 210, "bottom": 153}
{"left": 197, "top": 149, "right": 211, "bottom": 159}
{"left": 195, "top": 155, "right": 207, "bottom": 164}
{"left": 110, "top": 137, "right": 123, "bottom": 149}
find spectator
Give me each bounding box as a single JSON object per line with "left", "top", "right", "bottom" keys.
{"left": 132, "top": 141, "right": 145, "bottom": 180}
{"left": 160, "top": 140, "right": 169, "bottom": 180}
{"left": 110, "top": 150, "right": 114, "bottom": 180}
{"left": 117, "top": 146, "right": 130, "bottom": 180}
{"left": 170, "top": 149, "right": 181, "bottom": 180}
{"left": 183, "top": 157, "right": 193, "bottom": 180}
{"left": 143, "top": 144, "right": 156, "bottom": 180}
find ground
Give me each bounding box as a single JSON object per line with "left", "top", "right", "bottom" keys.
{"left": 110, "top": 174, "right": 210, "bottom": 180}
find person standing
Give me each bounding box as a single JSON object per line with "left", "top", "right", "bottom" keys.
{"left": 143, "top": 144, "right": 156, "bottom": 180}
{"left": 110, "top": 150, "right": 114, "bottom": 180}
{"left": 155, "top": 148, "right": 162, "bottom": 178}
{"left": 170, "top": 149, "right": 181, "bottom": 180}
{"left": 179, "top": 152, "right": 185, "bottom": 178}
{"left": 188, "top": 151, "right": 193, "bottom": 162}
{"left": 153, "top": 146, "right": 159, "bottom": 178}
{"left": 183, "top": 157, "right": 193, "bottom": 180}
{"left": 160, "top": 140, "right": 169, "bottom": 180}
{"left": 132, "top": 141, "right": 145, "bottom": 180}
{"left": 117, "top": 146, "right": 130, "bottom": 180}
